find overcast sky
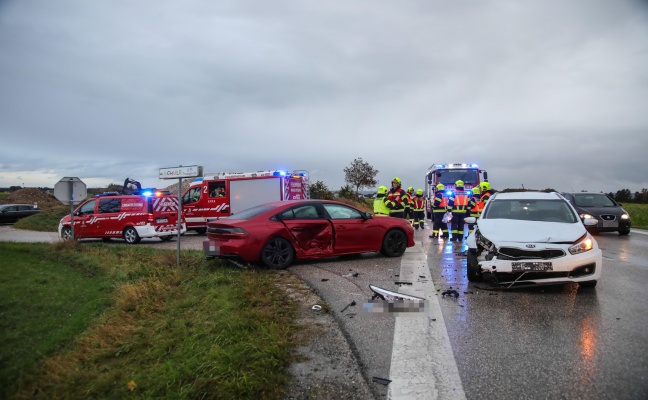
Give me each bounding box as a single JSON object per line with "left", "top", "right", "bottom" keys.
{"left": 1, "top": 0, "right": 647, "bottom": 194}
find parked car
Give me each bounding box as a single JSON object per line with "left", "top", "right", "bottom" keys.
{"left": 561, "top": 192, "right": 631, "bottom": 235}
{"left": 465, "top": 191, "right": 602, "bottom": 288}
{"left": 0, "top": 204, "right": 42, "bottom": 223}
{"left": 58, "top": 191, "right": 186, "bottom": 243}
{"left": 203, "top": 200, "right": 416, "bottom": 269}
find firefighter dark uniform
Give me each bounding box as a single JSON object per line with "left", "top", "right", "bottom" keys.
{"left": 466, "top": 186, "right": 482, "bottom": 234}
{"left": 411, "top": 189, "right": 426, "bottom": 230}
{"left": 429, "top": 183, "right": 448, "bottom": 238}
{"left": 480, "top": 182, "right": 493, "bottom": 208}
{"left": 373, "top": 186, "right": 390, "bottom": 216}
{"left": 448, "top": 180, "right": 469, "bottom": 242}
{"left": 404, "top": 186, "right": 415, "bottom": 226}
{"left": 385, "top": 177, "right": 407, "bottom": 218}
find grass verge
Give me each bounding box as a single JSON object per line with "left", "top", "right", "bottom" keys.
{"left": 1, "top": 242, "right": 298, "bottom": 399}
{"left": 622, "top": 203, "right": 648, "bottom": 230}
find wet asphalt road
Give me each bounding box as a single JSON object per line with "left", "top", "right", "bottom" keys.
{"left": 2, "top": 225, "right": 647, "bottom": 399}
{"left": 289, "top": 228, "right": 648, "bottom": 400}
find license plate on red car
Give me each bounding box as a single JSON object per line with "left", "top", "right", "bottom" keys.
{"left": 511, "top": 262, "right": 553, "bottom": 272}
{"left": 156, "top": 218, "right": 168, "bottom": 223}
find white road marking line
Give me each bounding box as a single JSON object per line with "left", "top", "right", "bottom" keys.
{"left": 630, "top": 229, "right": 648, "bottom": 236}
{"left": 388, "top": 243, "right": 466, "bottom": 400}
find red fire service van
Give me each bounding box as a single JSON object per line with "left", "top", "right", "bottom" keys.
{"left": 181, "top": 170, "right": 309, "bottom": 233}
{"left": 58, "top": 179, "right": 186, "bottom": 243}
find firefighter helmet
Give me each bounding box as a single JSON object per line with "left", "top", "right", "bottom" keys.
{"left": 471, "top": 187, "right": 481, "bottom": 195}
{"left": 407, "top": 186, "right": 414, "bottom": 193}
{"left": 480, "top": 181, "right": 491, "bottom": 191}
{"left": 455, "top": 180, "right": 464, "bottom": 188}
{"left": 416, "top": 189, "right": 423, "bottom": 195}
{"left": 392, "top": 177, "right": 401, "bottom": 186}
{"left": 436, "top": 183, "right": 445, "bottom": 190}
{"left": 377, "top": 186, "right": 388, "bottom": 195}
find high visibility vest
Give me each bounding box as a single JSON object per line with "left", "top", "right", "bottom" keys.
{"left": 469, "top": 195, "right": 482, "bottom": 217}
{"left": 433, "top": 193, "right": 447, "bottom": 212}
{"left": 450, "top": 191, "right": 469, "bottom": 213}
{"left": 373, "top": 197, "right": 390, "bottom": 216}
{"left": 386, "top": 188, "right": 407, "bottom": 213}
{"left": 411, "top": 197, "right": 425, "bottom": 211}
{"left": 404, "top": 192, "right": 414, "bottom": 209}
{"left": 480, "top": 192, "right": 491, "bottom": 207}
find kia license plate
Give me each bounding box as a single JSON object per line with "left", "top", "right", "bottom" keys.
{"left": 156, "top": 218, "right": 168, "bottom": 223}
{"left": 511, "top": 262, "right": 553, "bottom": 272}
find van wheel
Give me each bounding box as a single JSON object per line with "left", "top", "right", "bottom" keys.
{"left": 160, "top": 236, "right": 174, "bottom": 242}
{"left": 123, "top": 227, "right": 141, "bottom": 244}
{"left": 618, "top": 229, "right": 630, "bottom": 236}
{"left": 261, "top": 237, "right": 294, "bottom": 269}
{"left": 61, "top": 226, "right": 73, "bottom": 241}
{"left": 580, "top": 280, "right": 597, "bottom": 288}
{"left": 381, "top": 229, "right": 408, "bottom": 257}
{"left": 194, "top": 228, "right": 206, "bottom": 235}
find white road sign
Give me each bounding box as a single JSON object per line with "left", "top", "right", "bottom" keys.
{"left": 54, "top": 177, "right": 87, "bottom": 205}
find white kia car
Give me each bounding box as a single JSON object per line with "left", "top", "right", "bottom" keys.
{"left": 465, "top": 191, "right": 602, "bottom": 288}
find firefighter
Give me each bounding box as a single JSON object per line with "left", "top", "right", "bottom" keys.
{"left": 404, "top": 186, "right": 415, "bottom": 226}
{"left": 480, "top": 181, "right": 493, "bottom": 207}
{"left": 448, "top": 180, "right": 469, "bottom": 242}
{"left": 411, "top": 188, "right": 426, "bottom": 230}
{"left": 428, "top": 183, "right": 449, "bottom": 238}
{"left": 466, "top": 186, "right": 482, "bottom": 234}
{"left": 385, "top": 177, "right": 407, "bottom": 218}
{"left": 373, "top": 186, "right": 390, "bottom": 216}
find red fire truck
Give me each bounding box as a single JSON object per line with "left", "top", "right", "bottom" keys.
{"left": 181, "top": 170, "right": 309, "bottom": 233}
{"left": 424, "top": 163, "right": 489, "bottom": 219}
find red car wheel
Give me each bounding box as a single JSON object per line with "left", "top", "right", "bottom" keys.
{"left": 261, "top": 237, "right": 294, "bottom": 269}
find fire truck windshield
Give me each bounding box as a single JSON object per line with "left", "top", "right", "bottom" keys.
{"left": 434, "top": 169, "right": 479, "bottom": 185}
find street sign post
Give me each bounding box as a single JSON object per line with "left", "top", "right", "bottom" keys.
{"left": 159, "top": 165, "right": 203, "bottom": 265}
{"left": 54, "top": 177, "right": 87, "bottom": 240}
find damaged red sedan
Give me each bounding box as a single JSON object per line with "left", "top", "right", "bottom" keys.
{"left": 203, "top": 200, "right": 415, "bottom": 269}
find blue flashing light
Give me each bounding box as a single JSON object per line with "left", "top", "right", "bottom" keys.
{"left": 141, "top": 190, "right": 153, "bottom": 197}
{"left": 445, "top": 190, "right": 453, "bottom": 196}
{"left": 471, "top": 164, "right": 478, "bottom": 168}
{"left": 273, "top": 170, "right": 286, "bottom": 176}
{"left": 193, "top": 177, "right": 203, "bottom": 182}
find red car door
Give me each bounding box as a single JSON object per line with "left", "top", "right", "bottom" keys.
{"left": 322, "top": 203, "right": 382, "bottom": 254}
{"left": 73, "top": 199, "right": 97, "bottom": 238}
{"left": 279, "top": 204, "right": 334, "bottom": 256}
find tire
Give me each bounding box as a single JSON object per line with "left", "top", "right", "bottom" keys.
{"left": 260, "top": 237, "right": 294, "bottom": 269}
{"left": 467, "top": 249, "right": 482, "bottom": 282}
{"left": 619, "top": 229, "right": 630, "bottom": 236}
{"left": 102, "top": 238, "right": 111, "bottom": 242}
{"left": 381, "top": 229, "right": 408, "bottom": 257}
{"left": 194, "top": 228, "right": 207, "bottom": 235}
{"left": 580, "top": 280, "right": 597, "bottom": 288}
{"left": 123, "top": 227, "right": 141, "bottom": 244}
{"left": 160, "top": 235, "right": 174, "bottom": 242}
{"left": 61, "top": 226, "right": 73, "bottom": 241}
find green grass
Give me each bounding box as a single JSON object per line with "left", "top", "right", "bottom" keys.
{"left": 1, "top": 242, "right": 298, "bottom": 399}
{"left": 621, "top": 203, "right": 648, "bottom": 230}
{"left": 13, "top": 204, "right": 69, "bottom": 232}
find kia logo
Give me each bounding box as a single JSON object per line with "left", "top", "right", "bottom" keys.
{"left": 526, "top": 244, "right": 536, "bottom": 248}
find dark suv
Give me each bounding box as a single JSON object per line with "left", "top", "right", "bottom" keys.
{"left": 561, "top": 192, "right": 631, "bottom": 235}
{"left": 0, "top": 204, "right": 42, "bottom": 223}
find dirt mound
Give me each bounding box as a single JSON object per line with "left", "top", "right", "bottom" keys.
{"left": 1, "top": 188, "right": 62, "bottom": 210}
{"left": 162, "top": 180, "right": 191, "bottom": 196}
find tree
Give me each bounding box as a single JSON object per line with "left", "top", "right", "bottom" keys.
{"left": 343, "top": 158, "right": 378, "bottom": 196}
{"left": 615, "top": 189, "right": 632, "bottom": 203}
{"left": 338, "top": 185, "right": 355, "bottom": 200}
{"left": 309, "top": 180, "right": 334, "bottom": 200}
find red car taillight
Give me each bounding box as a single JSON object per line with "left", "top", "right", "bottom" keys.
{"left": 148, "top": 213, "right": 154, "bottom": 224}
{"left": 207, "top": 227, "right": 249, "bottom": 236}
